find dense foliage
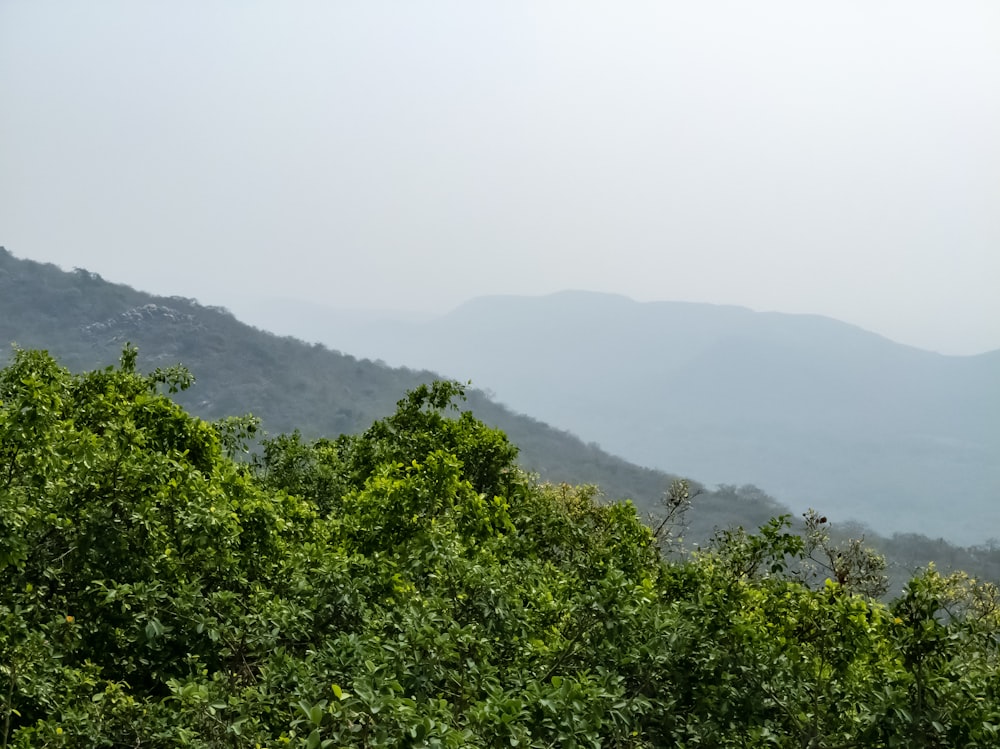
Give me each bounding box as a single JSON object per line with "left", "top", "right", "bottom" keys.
{"left": 2, "top": 350, "right": 999, "bottom": 747}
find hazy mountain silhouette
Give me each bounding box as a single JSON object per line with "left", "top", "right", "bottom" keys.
{"left": 235, "top": 290, "right": 1000, "bottom": 545}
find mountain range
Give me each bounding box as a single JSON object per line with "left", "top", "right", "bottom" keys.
{"left": 4, "top": 244, "right": 999, "bottom": 574}
{"left": 229, "top": 290, "right": 1000, "bottom": 545}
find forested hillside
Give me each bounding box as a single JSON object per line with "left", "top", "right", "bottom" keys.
{"left": 0, "top": 247, "right": 785, "bottom": 540}
{"left": 2, "top": 348, "right": 999, "bottom": 747}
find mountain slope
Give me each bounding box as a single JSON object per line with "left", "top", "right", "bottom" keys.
{"left": 0, "top": 247, "right": 789, "bottom": 540}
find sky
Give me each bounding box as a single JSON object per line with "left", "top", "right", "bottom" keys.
{"left": 1, "top": 1, "right": 998, "bottom": 355}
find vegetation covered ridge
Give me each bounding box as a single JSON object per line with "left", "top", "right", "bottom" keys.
{"left": 2, "top": 348, "right": 999, "bottom": 747}
{"left": 0, "top": 245, "right": 776, "bottom": 538}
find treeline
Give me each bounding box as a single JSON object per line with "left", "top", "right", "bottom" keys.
{"left": 2, "top": 349, "right": 999, "bottom": 747}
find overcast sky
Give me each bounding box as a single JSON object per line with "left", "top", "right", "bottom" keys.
{"left": 2, "top": 1, "right": 998, "bottom": 354}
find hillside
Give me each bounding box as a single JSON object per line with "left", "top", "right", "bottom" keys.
{"left": 232, "top": 291, "right": 1000, "bottom": 545}
{"left": 0, "top": 247, "right": 784, "bottom": 540}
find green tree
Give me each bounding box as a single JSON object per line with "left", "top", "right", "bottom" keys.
{"left": 3, "top": 349, "right": 999, "bottom": 748}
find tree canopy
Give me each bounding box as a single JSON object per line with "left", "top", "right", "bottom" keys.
{"left": 2, "top": 348, "right": 998, "bottom": 747}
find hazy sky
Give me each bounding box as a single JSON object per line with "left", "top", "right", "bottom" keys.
{"left": 2, "top": 2, "right": 998, "bottom": 354}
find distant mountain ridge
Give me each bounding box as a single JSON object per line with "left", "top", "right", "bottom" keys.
{"left": 231, "top": 290, "right": 1000, "bottom": 545}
